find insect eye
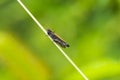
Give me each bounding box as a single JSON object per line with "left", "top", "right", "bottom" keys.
{"left": 47, "top": 29, "right": 52, "bottom": 35}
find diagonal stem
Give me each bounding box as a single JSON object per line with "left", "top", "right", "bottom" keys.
{"left": 17, "top": 0, "right": 88, "bottom": 80}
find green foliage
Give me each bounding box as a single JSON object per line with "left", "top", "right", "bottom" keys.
{"left": 0, "top": 0, "right": 120, "bottom": 80}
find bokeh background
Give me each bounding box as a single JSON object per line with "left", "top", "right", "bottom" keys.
{"left": 0, "top": 0, "right": 120, "bottom": 80}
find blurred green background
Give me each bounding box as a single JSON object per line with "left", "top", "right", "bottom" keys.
{"left": 0, "top": 0, "right": 120, "bottom": 80}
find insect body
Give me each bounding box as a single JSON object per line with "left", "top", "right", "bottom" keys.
{"left": 47, "top": 29, "right": 70, "bottom": 48}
